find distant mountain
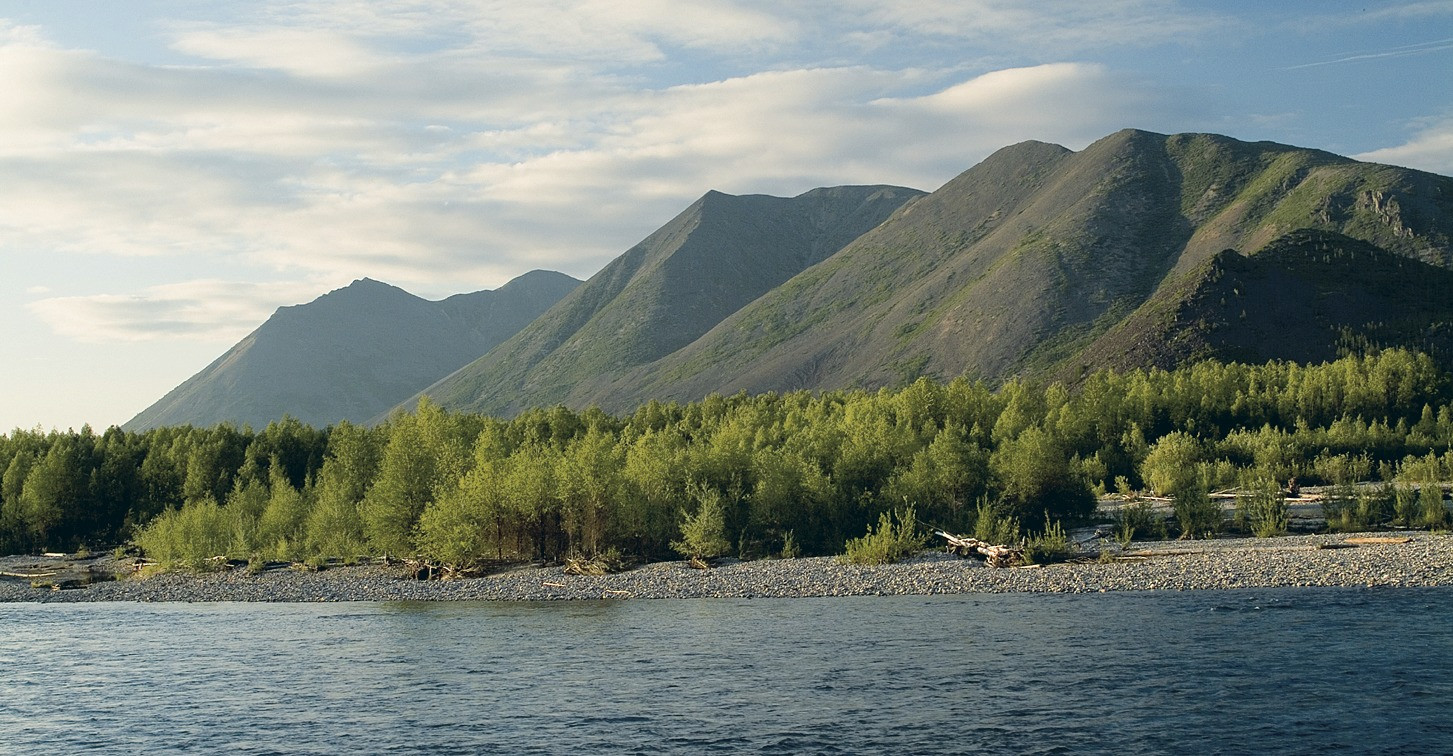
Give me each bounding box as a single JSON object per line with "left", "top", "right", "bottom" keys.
{"left": 414, "top": 185, "right": 925, "bottom": 417}
{"left": 125, "top": 270, "right": 580, "bottom": 430}
{"left": 1069, "top": 228, "right": 1453, "bottom": 376}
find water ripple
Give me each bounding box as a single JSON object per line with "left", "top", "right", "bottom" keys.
{"left": 1, "top": 588, "right": 1451, "bottom": 754}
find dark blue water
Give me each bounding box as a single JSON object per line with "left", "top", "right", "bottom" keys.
{"left": 2, "top": 588, "right": 1450, "bottom": 755}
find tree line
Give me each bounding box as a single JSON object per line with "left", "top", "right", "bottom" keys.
{"left": 2, "top": 349, "right": 1451, "bottom": 568}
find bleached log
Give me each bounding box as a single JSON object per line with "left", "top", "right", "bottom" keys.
{"left": 935, "top": 531, "right": 1024, "bottom": 567}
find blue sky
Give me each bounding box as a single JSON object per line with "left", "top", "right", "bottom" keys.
{"left": 2, "top": 0, "right": 1452, "bottom": 431}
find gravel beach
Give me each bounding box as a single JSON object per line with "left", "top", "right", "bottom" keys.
{"left": 3, "top": 531, "right": 1451, "bottom": 603}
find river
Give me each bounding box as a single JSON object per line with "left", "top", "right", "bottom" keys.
{"left": 2, "top": 587, "right": 1450, "bottom": 754}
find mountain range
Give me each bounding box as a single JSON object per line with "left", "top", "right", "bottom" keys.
{"left": 129, "top": 129, "right": 1453, "bottom": 428}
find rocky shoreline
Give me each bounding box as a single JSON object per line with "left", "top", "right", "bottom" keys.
{"left": 3, "top": 531, "right": 1451, "bottom": 603}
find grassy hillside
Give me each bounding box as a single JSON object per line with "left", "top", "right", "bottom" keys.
{"left": 418, "top": 185, "right": 924, "bottom": 416}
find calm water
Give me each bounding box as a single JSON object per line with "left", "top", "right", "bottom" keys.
{"left": 2, "top": 588, "right": 1451, "bottom": 755}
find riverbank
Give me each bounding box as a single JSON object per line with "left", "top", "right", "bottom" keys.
{"left": 3, "top": 531, "right": 1450, "bottom": 602}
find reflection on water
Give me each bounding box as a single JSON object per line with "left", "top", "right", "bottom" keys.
{"left": 2, "top": 588, "right": 1451, "bottom": 754}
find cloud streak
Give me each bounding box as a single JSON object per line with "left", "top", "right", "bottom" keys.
{"left": 1, "top": 0, "right": 1220, "bottom": 346}
{"left": 1284, "top": 36, "right": 1453, "bottom": 69}
{"left": 28, "top": 280, "right": 327, "bottom": 343}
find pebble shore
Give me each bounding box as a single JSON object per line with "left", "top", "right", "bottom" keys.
{"left": 3, "top": 531, "right": 1451, "bottom": 603}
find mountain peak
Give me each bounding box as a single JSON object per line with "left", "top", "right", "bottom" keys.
{"left": 125, "top": 271, "right": 579, "bottom": 430}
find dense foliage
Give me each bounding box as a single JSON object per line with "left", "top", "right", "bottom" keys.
{"left": 3, "top": 350, "right": 1452, "bottom": 567}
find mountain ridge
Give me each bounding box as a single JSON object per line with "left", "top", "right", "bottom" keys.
{"left": 413, "top": 184, "right": 926, "bottom": 417}
{"left": 125, "top": 269, "right": 580, "bottom": 430}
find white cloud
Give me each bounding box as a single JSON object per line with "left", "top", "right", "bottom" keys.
{"left": 169, "top": 26, "right": 389, "bottom": 78}
{"left": 1356, "top": 117, "right": 1453, "bottom": 175}
{"left": 28, "top": 279, "right": 331, "bottom": 343}
{"left": 212, "top": 0, "right": 795, "bottom": 65}
{"left": 829, "top": 0, "right": 1229, "bottom": 52}
{"left": 1, "top": 12, "right": 1165, "bottom": 295}
{"left": 2, "top": 1, "right": 1189, "bottom": 348}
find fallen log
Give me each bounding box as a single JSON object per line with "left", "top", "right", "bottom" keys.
{"left": 934, "top": 530, "right": 1023, "bottom": 568}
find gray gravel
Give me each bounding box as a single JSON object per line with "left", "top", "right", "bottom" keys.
{"left": 3, "top": 531, "right": 1451, "bottom": 602}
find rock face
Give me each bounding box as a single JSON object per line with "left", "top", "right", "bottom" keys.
{"left": 125, "top": 270, "right": 580, "bottom": 430}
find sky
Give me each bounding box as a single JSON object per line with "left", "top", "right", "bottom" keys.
{"left": 2, "top": 0, "right": 1452, "bottom": 432}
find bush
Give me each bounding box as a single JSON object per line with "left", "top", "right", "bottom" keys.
{"left": 1141, "top": 432, "right": 1201, "bottom": 497}
{"left": 1172, "top": 484, "right": 1222, "bottom": 539}
{"left": 1419, "top": 485, "right": 1449, "bottom": 529}
{"left": 1113, "top": 498, "right": 1162, "bottom": 545}
{"left": 1023, "top": 517, "right": 1072, "bottom": 565}
{"left": 841, "top": 506, "right": 926, "bottom": 565}
{"left": 1394, "top": 484, "right": 1421, "bottom": 526}
{"left": 1323, "top": 484, "right": 1394, "bottom": 532}
{"left": 670, "top": 484, "right": 732, "bottom": 561}
{"left": 971, "top": 498, "right": 1021, "bottom": 545}
{"left": 779, "top": 530, "right": 800, "bottom": 560}
{"left": 133, "top": 497, "right": 239, "bottom": 569}
{"left": 1237, "top": 478, "right": 1288, "bottom": 538}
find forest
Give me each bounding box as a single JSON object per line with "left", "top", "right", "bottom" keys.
{"left": 2, "top": 349, "right": 1452, "bottom": 569}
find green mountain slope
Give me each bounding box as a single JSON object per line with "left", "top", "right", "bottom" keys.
{"left": 579, "top": 129, "right": 1453, "bottom": 410}
{"left": 125, "top": 270, "right": 580, "bottom": 430}
{"left": 418, "top": 185, "right": 925, "bottom": 416}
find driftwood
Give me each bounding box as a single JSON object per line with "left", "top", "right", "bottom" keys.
{"left": 935, "top": 530, "right": 1023, "bottom": 568}
{"left": 564, "top": 555, "right": 608, "bottom": 576}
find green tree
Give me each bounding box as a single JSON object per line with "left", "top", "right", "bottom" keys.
{"left": 256, "top": 462, "right": 310, "bottom": 561}
{"left": 1140, "top": 431, "right": 1202, "bottom": 497}
{"left": 990, "top": 426, "right": 1094, "bottom": 525}
{"left": 360, "top": 399, "right": 472, "bottom": 556}
{"left": 671, "top": 482, "right": 731, "bottom": 561}
{"left": 416, "top": 425, "right": 514, "bottom": 566}
{"left": 882, "top": 426, "right": 987, "bottom": 532}
{"left": 557, "top": 427, "right": 625, "bottom": 556}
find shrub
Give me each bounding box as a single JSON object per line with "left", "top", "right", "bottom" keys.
{"left": 1023, "top": 517, "right": 1072, "bottom": 565}
{"left": 779, "top": 530, "right": 800, "bottom": 560}
{"left": 1113, "top": 498, "right": 1161, "bottom": 545}
{"left": 841, "top": 506, "right": 926, "bottom": 565}
{"left": 1172, "top": 484, "right": 1222, "bottom": 539}
{"left": 1141, "top": 432, "right": 1201, "bottom": 497}
{"left": 133, "top": 497, "right": 239, "bottom": 569}
{"left": 1419, "top": 485, "right": 1449, "bottom": 529}
{"left": 1394, "top": 484, "right": 1421, "bottom": 526}
{"left": 1237, "top": 478, "right": 1288, "bottom": 537}
{"left": 972, "top": 498, "right": 1021, "bottom": 545}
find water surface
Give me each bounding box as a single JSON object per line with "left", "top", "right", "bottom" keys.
{"left": 3, "top": 588, "right": 1450, "bottom": 754}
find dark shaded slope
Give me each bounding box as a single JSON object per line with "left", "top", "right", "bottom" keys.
{"left": 125, "top": 270, "right": 580, "bottom": 430}
{"left": 1066, "top": 229, "right": 1453, "bottom": 376}
{"left": 420, "top": 185, "right": 924, "bottom": 416}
